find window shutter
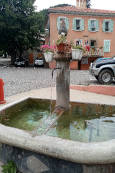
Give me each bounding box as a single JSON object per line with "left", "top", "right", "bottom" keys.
{"left": 80, "top": 39, "right": 83, "bottom": 45}
{"left": 102, "top": 20, "right": 106, "bottom": 32}
{"left": 104, "top": 40, "right": 111, "bottom": 52}
{"left": 96, "top": 20, "right": 99, "bottom": 31}
{"left": 57, "top": 17, "right": 69, "bottom": 32}
{"left": 57, "top": 17, "right": 61, "bottom": 31}
{"left": 109, "top": 20, "right": 114, "bottom": 32}
{"left": 72, "top": 18, "right": 76, "bottom": 30}
{"left": 65, "top": 18, "right": 69, "bottom": 30}
{"left": 80, "top": 19, "right": 84, "bottom": 31}
{"left": 88, "top": 20, "right": 91, "bottom": 31}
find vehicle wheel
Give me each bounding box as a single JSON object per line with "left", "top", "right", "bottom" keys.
{"left": 98, "top": 69, "right": 113, "bottom": 84}
{"left": 95, "top": 76, "right": 98, "bottom": 80}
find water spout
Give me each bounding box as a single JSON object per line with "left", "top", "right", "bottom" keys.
{"left": 52, "top": 67, "right": 62, "bottom": 79}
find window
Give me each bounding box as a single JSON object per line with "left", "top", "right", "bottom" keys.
{"left": 105, "top": 21, "right": 109, "bottom": 32}
{"left": 90, "top": 40, "right": 96, "bottom": 47}
{"left": 76, "top": 19, "right": 80, "bottom": 30}
{"left": 88, "top": 19, "right": 99, "bottom": 32}
{"left": 103, "top": 19, "right": 114, "bottom": 32}
{"left": 76, "top": 39, "right": 82, "bottom": 46}
{"left": 73, "top": 18, "right": 84, "bottom": 31}
{"left": 91, "top": 20, "right": 96, "bottom": 31}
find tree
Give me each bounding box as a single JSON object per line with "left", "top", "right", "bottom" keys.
{"left": 50, "top": 4, "right": 71, "bottom": 8}
{"left": 0, "top": 0, "right": 43, "bottom": 64}
{"left": 38, "top": 9, "right": 48, "bottom": 31}
{"left": 38, "top": 4, "right": 71, "bottom": 33}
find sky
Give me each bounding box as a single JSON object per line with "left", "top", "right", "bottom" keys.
{"left": 34, "top": 0, "right": 115, "bottom": 12}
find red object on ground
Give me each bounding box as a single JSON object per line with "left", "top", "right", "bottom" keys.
{"left": 70, "top": 85, "right": 115, "bottom": 96}
{"left": 0, "top": 78, "right": 6, "bottom": 104}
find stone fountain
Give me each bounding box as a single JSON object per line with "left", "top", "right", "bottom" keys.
{"left": 0, "top": 25, "right": 115, "bottom": 173}
{"left": 54, "top": 52, "right": 71, "bottom": 111}
{"left": 54, "top": 28, "right": 72, "bottom": 111}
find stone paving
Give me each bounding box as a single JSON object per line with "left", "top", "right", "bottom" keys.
{"left": 0, "top": 62, "right": 115, "bottom": 172}
{"left": 0, "top": 66, "right": 97, "bottom": 97}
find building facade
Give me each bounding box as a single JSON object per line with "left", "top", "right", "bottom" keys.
{"left": 48, "top": 0, "right": 115, "bottom": 70}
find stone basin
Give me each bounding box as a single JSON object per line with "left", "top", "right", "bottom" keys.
{"left": 0, "top": 88, "right": 115, "bottom": 173}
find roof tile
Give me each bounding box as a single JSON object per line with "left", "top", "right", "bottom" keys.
{"left": 49, "top": 6, "right": 115, "bottom": 14}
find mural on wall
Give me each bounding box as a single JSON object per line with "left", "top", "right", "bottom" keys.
{"left": 57, "top": 17, "right": 69, "bottom": 35}
{"left": 59, "top": 18, "right": 67, "bottom": 34}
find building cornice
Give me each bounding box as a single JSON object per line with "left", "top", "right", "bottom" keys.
{"left": 48, "top": 9, "right": 115, "bottom": 17}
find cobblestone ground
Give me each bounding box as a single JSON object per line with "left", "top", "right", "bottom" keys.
{"left": 0, "top": 66, "right": 97, "bottom": 97}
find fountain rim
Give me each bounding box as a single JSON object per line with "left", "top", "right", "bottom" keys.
{"left": 0, "top": 96, "right": 115, "bottom": 165}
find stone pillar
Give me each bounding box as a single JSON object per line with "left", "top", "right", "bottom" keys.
{"left": 54, "top": 53, "right": 71, "bottom": 110}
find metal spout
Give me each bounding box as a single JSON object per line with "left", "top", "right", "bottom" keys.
{"left": 52, "top": 67, "right": 62, "bottom": 79}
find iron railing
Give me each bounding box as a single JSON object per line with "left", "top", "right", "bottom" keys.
{"left": 83, "top": 47, "right": 104, "bottom": 57}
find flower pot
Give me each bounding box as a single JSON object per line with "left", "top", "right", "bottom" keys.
{"left": 56, "top": 43, "right": 66, "bottom": 53}
{"left": 72, "top": 49, "right": 83, "bottom": 60}
{"left": 56, "top": 43, "right": 71, "bottom": 53}
{"left": 44, "top": 52, "right": 53, "bottom": 62}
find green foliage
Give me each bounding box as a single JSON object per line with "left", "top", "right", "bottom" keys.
{"left": 0, "top": 50, "right": 3, "bottom": 56}
{"left": 0, "top": 0, "right": 43, "bottom": 64}
{"left": 2, "top": 161, "right": 17, "bottom": 173}
{"left": 38, "top": 9, "right": 48, "bottom": 31}
{"left": 56, "top": 34, "right": 67, "bottom": 45}
{"left": 71, "top": 42, "right": 85, "bottom": 52}
{"left": 50, "top": 4, "right": 71, "bottom": 8}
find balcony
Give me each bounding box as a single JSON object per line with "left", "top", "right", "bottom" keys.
{"left": 83, "top": 47, "right": 104, "bottom": 58}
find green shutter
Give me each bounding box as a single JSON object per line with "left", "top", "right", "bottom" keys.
{"left": 65, "top": 18, "right": 69, "bottom": 30}
{"left": 57, "top": 17, "right": 60, "bottom": 31}
{"left": 103, "top": 19, "right": 114, "bottom": 32}
{"left": 80, "top": 39, "right": 82, "bottom": 45}
{"left": 104, "top": 40, "right": 111, "bottom": 52}
{"left": 57, "top": 17, "right": 69, "bottom": 31}
{"left": 96, "top": 20, "right": 99, "bottom": 31}
{"left": 80, "top": 19, "right": 84, "bottom": 31}
{"left": 102, "top": 20, "right": 106, "bottom": 32}
{"left": 109, "top": 20, "right": 114, "bottom": 32}
{"left": 72, "top": 18, "right": 76, "bottom": 30}
{"left": 88, "top": 20, "right": 91, "bottom": 31}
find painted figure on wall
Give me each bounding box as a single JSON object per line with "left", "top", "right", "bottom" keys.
{"left": 59, "top": 18, "right": 67, "bottom": 35}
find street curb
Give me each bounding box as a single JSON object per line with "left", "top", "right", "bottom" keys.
{"left": 70, "top": 85, "right": 115, "bottom": 96}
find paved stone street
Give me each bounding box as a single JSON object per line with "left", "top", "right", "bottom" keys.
{"left": 0, "top": 66, "right": 97, "bottom": 97}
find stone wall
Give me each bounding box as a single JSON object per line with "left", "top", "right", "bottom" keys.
{"left": 1, "top": 144, "right": 115, "bottom": 173}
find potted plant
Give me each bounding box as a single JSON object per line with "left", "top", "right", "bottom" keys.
{"left": 56, "top": 33, "right": 68, "bottom": 53}
{"left": 71, "top": 44, "right": 85, "bottom": 61}
{"left": 41, "top": 45, "right": 56, "bottom": 62}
